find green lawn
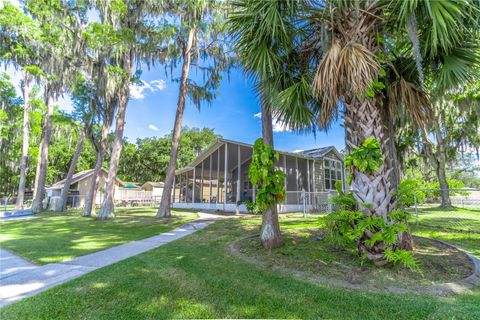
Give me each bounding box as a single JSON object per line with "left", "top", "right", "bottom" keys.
{"left": 409, "top": 207, "right": 480, "bottom": 257}
{"left": 1, "top": 214, "right": 479, "bottom": 319}
{"left": 0, "top": 208, "right": 198, "bottom": 264}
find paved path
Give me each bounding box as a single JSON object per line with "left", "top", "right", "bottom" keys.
{"left": 0, "top": 213, "right": 223, "bottom": 307}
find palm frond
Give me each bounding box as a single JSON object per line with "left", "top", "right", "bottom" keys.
{"left": 389, "top": 77, "right": 432, "bottom": 128}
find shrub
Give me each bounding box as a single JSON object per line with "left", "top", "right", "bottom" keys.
{"left": 397, "top": 179, "right": 426, "bottom": 207}
{"left": 324, "top": 209, "right": 419, "bottom": 271}
{"left": 245, "top": 200, "right": 261, "bottom": 214}
{"left": 424, "top": 179, "right": 470, "bottom": 201}
{"left": 330, "top": 181, "right": 356, "bottom": 210}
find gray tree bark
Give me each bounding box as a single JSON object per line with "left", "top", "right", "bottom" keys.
{"left": 432, "top": 121, "right": 452, "bottom": 208}
{"left": 97, "top": 53, "right": 132, "bottom": 220}
{"left": 259, "top": 102, "right": 284, "bottom": 249}
{"left": 83, "top": 121, "right": 110, "bottom": 217}
{"left": 15, "top": 72, "right": 31, "bottom": 210}
{"left": 58, "top": 131, "right": 85, "bottom": 211}
{"left": 31, "top": 89, "right": 54, "bottom": 213}
{"left": 157, "top": 28, "right": 195, "bottom": 218}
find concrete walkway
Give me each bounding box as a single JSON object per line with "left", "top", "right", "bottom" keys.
{"left": 0, "top": 213, "right": 222, "bottom": 307}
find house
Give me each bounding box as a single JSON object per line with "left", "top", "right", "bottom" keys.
{"left": 141, "top": 182, "right": 164, "bottom": 199}
{"left": 46, "top": 168, "right": 126, "bottom": 209}
{"left": 171, "top": 138, "right": 345, "bottom": 213}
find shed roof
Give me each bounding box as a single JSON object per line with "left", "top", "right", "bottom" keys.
{"left": 47, "top": 168, "right": 125, "bottom": 190}
{"left": 142, "top": 181, "right": 165, "bottom": 188}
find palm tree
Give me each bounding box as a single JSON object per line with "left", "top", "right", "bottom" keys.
{"left": 228, "top": 0, "right": 313, "bottom": 248}
{"left": 301, "top": 0, "right": 478, "bottom": 259}
{"left": 157, "top": 0, "right": 230, "bottom": 218}
{"left": 229, "top": 0, "right": 479, "bottom": 258}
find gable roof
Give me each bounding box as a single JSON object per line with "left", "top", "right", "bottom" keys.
{"left": 142, "top": 181, "right": 164, "bottom": 188}
{"left": 176, "top": 138, "right": 342, "bottom": 174}
{"left": 299, "top": 146, "right": 343, "bottom": 160}
{"left": 47, "top": 168, "right": 125, "bottom": 190}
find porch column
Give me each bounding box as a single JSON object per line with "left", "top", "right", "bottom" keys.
{"left": 217, "top": 148, "right": 220, "bottom": 204}
{"left": 307, "top": 159, "right": 311, "bottom": 205}
{"left": 209, "top": 154, "right": 212, "bottom": 203}
{"left": 185, "top": 172, "right": 188, "bottom": 203}
{"left": 312, "top": 160, "right": 316, "bottom": 192}
{"left": 236, "top": 144, "right": 241, "bottom": 204}
{"left": 224, "top": 143, "right": 228, "bottom": 205}
{"left": 192, "top": 167, "right": 196, "bottom": 204}
{"left": 295, "top": 157, "right": 299, "bottom": 204}
{"left": 201, "top": 160, "right": 204, "bottom": 203}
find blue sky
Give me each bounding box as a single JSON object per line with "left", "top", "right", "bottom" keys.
{"left": 6, "top": 63, "right": 346, "bottom": 152}
{"left": 125, "top": 65, "right": 346, "bottom": 152}
{"left": 4, "top": 0, "right": 345, "bottom": 153}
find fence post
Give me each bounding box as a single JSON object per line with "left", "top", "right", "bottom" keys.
{"left": 327, "top": 191, "right": 333, "bottom": 214}
{"left": 414, "top": 192, "right": 418, "bottom": 226}
{"left": 302, "top": 190, "right": 306, "bottom": 218}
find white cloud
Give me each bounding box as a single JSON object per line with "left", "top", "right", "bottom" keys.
{"left": 253, "top": 112, "right": 292, "bottom": 133}
{"left": 130, "top": 79, "right": 166, "bottom": 100}
{"left": 148, "top": 124, "right": 159, "bottom": 131}
{"left": 150, "top": 79, "right": 166, "bottom": 91}
{"left": 293, "top": 149, "right": 304, "bottom": 153}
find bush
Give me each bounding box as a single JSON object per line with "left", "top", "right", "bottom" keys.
{"left": 324, "top": 209, "right": 419, "bottom": 271}
{"left": 397, "top": 179, "right": 426, "bottom": 207}
{"left": 245, "top": 200, "right": 261, "bottom": 214}
{"left": 424, "top": 179, "right": 470, "bottom": 201}
{"left": 330, "top": 181, "right": 356, "bottom": 210}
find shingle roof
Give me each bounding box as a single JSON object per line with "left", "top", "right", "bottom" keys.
{"left": 142, "top": 181, "right": 164, "bottom": 188}
{"left": 47, "top": 168, "right": 125, "bottom": 189}
{"left": 298, "top": 146, "right": 336, "bottom": 158}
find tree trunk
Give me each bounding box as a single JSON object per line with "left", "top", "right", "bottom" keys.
{"left": 31, "top": 89, "right": 54, "bottom": 213}
{"left": 432, "top": 121, "right": 452, "bottom": 208}
{"left": 259, "top": 102, "right": 284, "bottom": 249}
{"left": 15, "top": 72, "right": 31, "bottom": 210}
{"left": 380, "top": 99, "right": 413, "bottom": 250}
{"left": 344, "top": 98, "right": 398, "bottom": 265}
{"left": 157, "top": 28, "right": 195, "bottom": 218}
{"left": 83, "top": 121, "right": 110, "bottom": 217}
{"left": 58, "top": 131, "right": 85, "bottom": 211}
{"left": 97, "top": 53, "right": 132, "bottom": 220}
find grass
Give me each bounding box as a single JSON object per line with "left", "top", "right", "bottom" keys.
{"left": 1, "top": 214, "right": 479, "bottom": 319}
{"left": 237, "top": 229, "right": 473, "bottom": 290}
{"left": 0, "top": 208, "right": 198, "bottom": 264}
{"left": 409, "top": 207, "right": 480, "bottom": 257}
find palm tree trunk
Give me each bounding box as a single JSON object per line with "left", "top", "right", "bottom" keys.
{"left": 260, "top": 103, "right": 284, "bottom": 249}
{"left": 83, "top": 121, "right": 110, "bottom": 217}
{"left": 15, "top": 72, "right": 31, "bottom": 210}
{"left": 345, "top": 98, "right": 398, "bottom": 265}
{"left": 58, "top": 131, "right": 85, "bottom": 211}
{"left": 97, "top": 54, "right": 132, "bottom": 220}
{"left": 157, "top": 28, "right": 195, "bottom": 218}
{"left": 31, "top": 88, "right": 54, "bottom": 213}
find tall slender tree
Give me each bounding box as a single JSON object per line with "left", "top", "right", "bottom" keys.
{"left": 95, "top": 0, "right": 170, "bottom": 220}
{"left": 227, "top": 0, "right": 312, "bottom": 248}
{"left": 26, "top": 0, "right": 84, "bottom": 212}
{"left": 0, "top": 2, "right": 44, "bottom": 209}
{"left": 157, "top": 0, "right": 230, "bottom": 218}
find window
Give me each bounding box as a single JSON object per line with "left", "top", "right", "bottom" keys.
{"left": 243, "top": 172, "right": 252, "bottom": 190}
{"left": 324, "top": 159, "right": 342, "bottom": 190}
